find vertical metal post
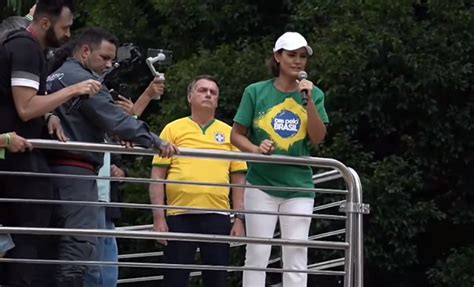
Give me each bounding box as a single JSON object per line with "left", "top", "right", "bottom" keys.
{"left": 349, "top": 168, "right": 364, "bottom": 287}
{"left": 342, "top": 171, "right": 355, "bottom": 287}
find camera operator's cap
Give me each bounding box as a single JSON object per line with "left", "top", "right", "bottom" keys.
{"left": 273, "top": 32, "right": 313, "bottom": 56}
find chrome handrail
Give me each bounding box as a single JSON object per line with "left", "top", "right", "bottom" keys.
{"left": 0, "top": 227, "right": 349, "bottom": 249}
{"left": 0, "top": 170, "right": 348, "bottom": 195}
{"left": 0, "top": 139, "right": 369, "bottom": 287}
{"left": 0, "top": 258, "right": 346, "bottom": 276}
{"left": 28, "top": 139, "right": 351, "bottom": 171}
{"left": 0, "top": 198, "right": 346, "bottom": 220}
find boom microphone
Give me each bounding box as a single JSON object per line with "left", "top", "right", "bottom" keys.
{"left": 298, "top": 71, "right": 308, "bottom": 106}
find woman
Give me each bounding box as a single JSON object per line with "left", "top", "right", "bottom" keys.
{"left": 231, "top": 32, "right": 329, "bottom": 287}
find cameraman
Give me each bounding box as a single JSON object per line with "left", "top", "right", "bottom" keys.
{"left": 86, "top": 80, "right": 165, "bottom": 287}
{"left": 46, "top": 27, "right": 176, "bottom": 286}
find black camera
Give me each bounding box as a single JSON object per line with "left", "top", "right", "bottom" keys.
{"left": 110, "top": 84, "right": 131, "bottom": 102}
{"left": 116, "top": 43, "right": 142, "bottom": 66}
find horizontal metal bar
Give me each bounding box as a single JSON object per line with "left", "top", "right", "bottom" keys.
{"left": 115, "top": 224, "right": 259, "bottom": 240}
{"left": 116, "top": 224, "right": 151, "bottom": 231}
{"left": 254, "top": 230, "right": 347, "bottom": 267}
{"left": 0, "top": 198, "right": 347, "bottom": 221}
{"left": 0, "top": 227, "right": 349, "bottom": 250}
{"left": 313, "top": 200, "right": 346, "bottom": 212}
{"left": 308, "top": 258, "right": 346, "bottom": 270}
{"left": 268, "top": 257, "right": 281, "bottom": 265}
{"left": 313, "top": 170, "right": 343, "bottom": 184}
{"left": 119, "top": 241, "right": 244, "bottom": 259}
{"left": 103, "top": 224, "right": 349, "bottom": 246}
{"left": 118, "top": 275, "right": 166, "bottom": 284}
{"left": 119, "top": 251, "right": 164, "bottom": 260}
{"left": 119, "top": 240, "right": 246, "bottom": 259}
{"left": 310, "top": 229, "right": 346, "bottom": 240}
{"left": 29, "top": 140, "right": 350, "bottom": 172}
{"left": 0, "top": 171, "right": 348, "bottom": 195}
{"left": 0, "top": 258, "right": 345, "bottom": 276}
{"left": 141, "top": 230, "right": 344, "bottom": 265}
{"left": 116, "top": 226, "right": 274, "bottom": 250}
{"left": 118, "top": 270, "right": 237, "bottom": 284}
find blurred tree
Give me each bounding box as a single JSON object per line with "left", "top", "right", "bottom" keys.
{"left": 3, "top": 0, "right": 35, "bottom": 15}
{"left": 2, "top": 0, "right": 472, "bottom": 286}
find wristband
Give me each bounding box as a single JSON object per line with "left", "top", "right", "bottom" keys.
{"left": 233, "top": 213, "right": 245, "bottom": 223}
{"left": 132, "top": 114, "right": 138, "bottom": 119}
{"left": 24, "top": 14, "right": 33, "bottom": 22}
{"left": 0, "top": 148, "right": 4, "bottom": 159}
{"left": 5, "top": 133, "right": 11, "bottom": 147}
{"left": 45, "top": 113, "right": 56, "bottom": 123}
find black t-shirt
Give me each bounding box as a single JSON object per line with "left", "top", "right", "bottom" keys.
{"left": 0, "top": 29, "right": 47, "bottom": 138}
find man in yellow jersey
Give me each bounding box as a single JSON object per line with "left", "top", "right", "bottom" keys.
{"left": 149, "top": 75, "right": 247, "bottom": 287}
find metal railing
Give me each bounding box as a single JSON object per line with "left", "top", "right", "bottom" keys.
{"left": 0, "top": 139, "right": 370, "bottom": 287}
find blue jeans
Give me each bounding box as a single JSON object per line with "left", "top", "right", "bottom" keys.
{"left": 0, "top": 233, "right": 14, "bottom": 254}
{"left": 101, "top": 219, "right": 118, "bottom": 287}
{"left": 85, "top": 207, "right": 118, "bottom": 287}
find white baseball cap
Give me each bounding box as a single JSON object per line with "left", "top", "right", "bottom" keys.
{"left": 273, "top": 32, "right": 313, "bottom": 56}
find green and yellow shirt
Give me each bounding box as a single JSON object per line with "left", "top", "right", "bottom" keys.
{"left": 152, "top": 117, "right": 247, "bottom": 215}
{"left": 233, "top": 79, "right": 329, "bottom": 198}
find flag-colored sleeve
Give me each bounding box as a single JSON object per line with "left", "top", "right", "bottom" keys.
{"left": 229, "top": 144, "right": 247, "bottom": 173}
{"left": 152, "top": 124, "right": 173, "bottom": 167}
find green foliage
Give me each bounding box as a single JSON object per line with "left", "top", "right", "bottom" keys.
{"left": 148, "top": 42, "right": 270, "bottom": 132}
{"left": 2, "top": 0, "right": 471, "bottom": 285}
{"left": 2, "top": 0, "right": 34, "bottom": 17}
{"left": 364, "top": 156, "right": 445, "bottom": 271}
{"left": 6, "top": 0, "right": 27, "bottom": 15}
{"left": 427, "top": 246, "right": 474, "bottom": 287}
{"left": 83, "top": 0, "right": 472, "bottom": 285}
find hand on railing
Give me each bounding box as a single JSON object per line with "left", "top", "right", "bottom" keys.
{"left": 2, "top": 132, "right": 33, "bottom": 153}
{"left": 158, "top": 140, "right": 178, "bottom": 158}
{"left": 117, "top": 140, "right": 134, "bottom": 149}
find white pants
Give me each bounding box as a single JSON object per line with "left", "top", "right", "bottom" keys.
{"left": 242, "top": 187, "right": 314, "bottom": 287}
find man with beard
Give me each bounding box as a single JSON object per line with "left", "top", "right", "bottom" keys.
{"left": 0, "top": 0, "right": 101, "bottom": 286}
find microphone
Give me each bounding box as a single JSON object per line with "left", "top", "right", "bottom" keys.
{"left": 298, "top": 71, "right": 308, "bottom": 106}
{"left": 66, "top": 63, "right": 120, "bottom": 114}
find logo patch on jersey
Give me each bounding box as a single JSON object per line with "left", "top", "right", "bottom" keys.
{"left": 46, "top": 73, "right": 64, "bottom": 91}
{"left": 215, "top": 132, "right": 225, "bottom": 144}
{"left": 272, "top": 110, "right": 301, "bottom": 139}
{"left": 47, "top": 72, "right": 64, "bottom": 83}
{"left": 255, "top": 97, "right": 307, "bottom": 151}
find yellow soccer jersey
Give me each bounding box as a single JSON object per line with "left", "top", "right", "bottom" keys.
{"left": 152, "top": 117, "right": 247, "bottom": 216}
